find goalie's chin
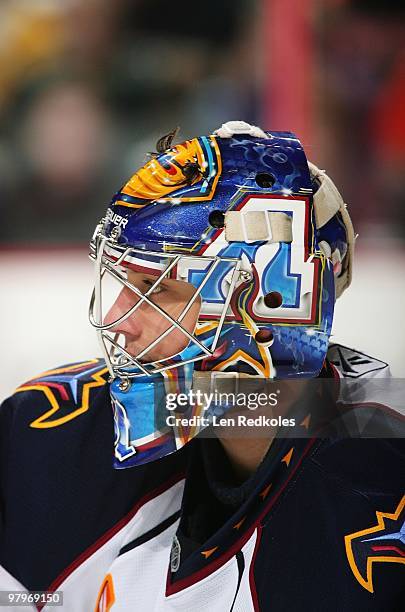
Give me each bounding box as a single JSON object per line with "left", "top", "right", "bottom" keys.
{"left": 123, "top": 344, "right": 174, "bottom": 365}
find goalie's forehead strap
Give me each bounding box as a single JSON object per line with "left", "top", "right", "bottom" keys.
{"left": 225, "top": 211, "right": 292, "bottom": 244}
{"left": 308, "top": 161, "right": 355, "bottom": 298}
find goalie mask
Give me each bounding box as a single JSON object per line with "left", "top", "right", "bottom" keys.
{"left": 89, "top": 121, "right": 355, "bottom": 467}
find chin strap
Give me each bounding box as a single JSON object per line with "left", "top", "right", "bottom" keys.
{"left": 192, "top": 370, "right": 274, "bottom": 398}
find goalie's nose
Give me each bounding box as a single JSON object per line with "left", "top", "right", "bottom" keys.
{"left": 103, "top": 286, "right": 144, "bottom": 338}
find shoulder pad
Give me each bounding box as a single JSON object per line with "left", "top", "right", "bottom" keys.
{"left": 13, "top": 358, "right": 109, "bottom": 429}
{"left": 327, "top": 343, "right": 390, "bottom": 379}
{"left": 327, "top": 344, "right": 405, "bottom": 428}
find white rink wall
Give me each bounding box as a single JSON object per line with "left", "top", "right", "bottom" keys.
{"left": 1, "top": 246, "right": 404, "bottom": 401}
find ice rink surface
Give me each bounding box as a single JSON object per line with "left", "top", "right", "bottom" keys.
{"left": 1, "top": 245, "right": 404, "bottom": 400}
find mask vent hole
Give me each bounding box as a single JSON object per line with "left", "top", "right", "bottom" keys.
{"left": 208, "top": 210, "right": 225, "bottom": 228}
{"left": 255, "top": 172, "right": 275, "bottom": 188}
{"left": 264, "top": 291, "right": 283, "bottom": 308}
{"left": 255, "top": 329, "right": 274, "bottom": 344}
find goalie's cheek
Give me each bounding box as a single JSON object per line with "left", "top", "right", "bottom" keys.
{"left": 138, "top": 293, "right": 202, "bottom": 357}
{"left": 103, "top": 284, "right": 202, "bottom": 358}
{"left": 102, "top": 286, "right": 144, "bottom": 338}
{"left": 156, "top": 297, "right": 202, "bottom": 353}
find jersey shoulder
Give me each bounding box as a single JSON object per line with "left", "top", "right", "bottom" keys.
{"left": 15, "top": 358, "right": 109, "bottom": 389}
{"left": 0, "top": 359, "right": 189, "bottom": 593}
{"left": 326, "top": 342, "right": 404, "bottom": 437}
{"left": 1, "top": 358, "right": 109, "bottom": 429}
{"left": 314, "top": 345, "right": 403, "bottom": 496}
{"left": 327, "top": 343, "right": 390, "bottom": 379}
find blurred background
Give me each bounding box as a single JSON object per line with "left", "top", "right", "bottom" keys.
{"left": 1, "top": 0, "right": 405, "bottom": 398}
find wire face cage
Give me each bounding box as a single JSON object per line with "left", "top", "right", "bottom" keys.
{"left": 89, "top": 228, "right": 242, "bottom": 380}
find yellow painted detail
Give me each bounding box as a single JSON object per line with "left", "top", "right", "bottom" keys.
{"left": 344, "top": 496, "right": 405, "bottom": 593}
{"left": 94, "top": 574, "right": 115, "bottom": 612}
{"left": 117, "top": 137, "right": 221, "bottom": 207}
{"left": 14, "top": 363, "right": 108, "bottom": 429}
{"left": 259, "top": 483, "right": 273, "bottom": 500}
{"left": 201, "top": 546, "right": 219, "bottom": 559}
{"left": 281, "top": 448, "right": 294, "bottom": 467}
{"left": 300, "top": 414, "right": 311, "bottom": 429}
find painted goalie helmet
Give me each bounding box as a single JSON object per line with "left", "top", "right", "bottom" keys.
{"left": 89, "top": 121, "right": 354, "bottom": 467}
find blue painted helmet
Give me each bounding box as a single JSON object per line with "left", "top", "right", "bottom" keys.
{"left": 89, "top": 121, "right": 355, "bottom": 466}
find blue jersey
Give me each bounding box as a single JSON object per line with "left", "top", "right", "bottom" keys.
{"left": 0, "top": 346, "right": 404, "bottom": 611}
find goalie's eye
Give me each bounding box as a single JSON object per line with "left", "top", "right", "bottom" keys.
{"left": 142, "top": 278, "right": 164, "bottom": 295}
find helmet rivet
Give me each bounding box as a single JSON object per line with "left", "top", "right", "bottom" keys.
{"left": 239, "top": 270, "right": 252, "bottom": 282}
{"left": 255, "top": 329, "right": 274, "bottom": 344}
{"left": 110, "top": 226, "right": 121, "bottom": 241}
{"left": 119, "top": 378, "right": 131, "bottom": 392}
{"left": 208, "top": 210, "right": 225, "bottom": 228}
{"left": 255, "top": 172, "right": 275, "bottom": 189}
{"left": 264, "top": 291, "right": 283, "bottom": 308}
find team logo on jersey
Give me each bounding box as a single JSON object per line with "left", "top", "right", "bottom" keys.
{"left": 95, "top": 574, "right": 115, "bottom": 611}
{"left": 170, "top": 535, "right": 181, "bottom": 573}
{"left": 15, "top": 360, "right": 109, "bottom": 428}
{"left": 344, "top": 496, "right": 405, "bottom": 593}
